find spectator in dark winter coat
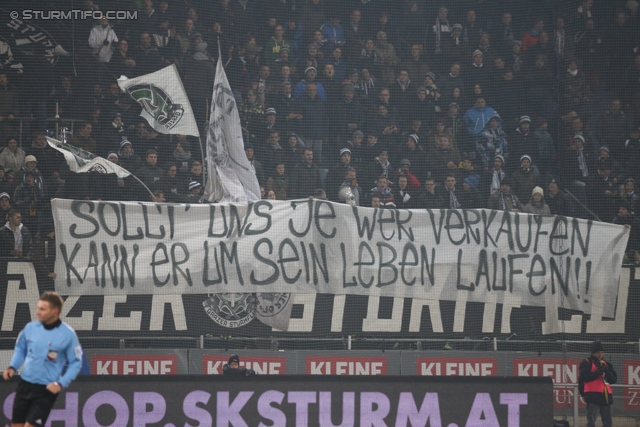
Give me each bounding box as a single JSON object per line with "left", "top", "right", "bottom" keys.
{"left": 547, "top": 180, "right": 571, "bottom": 216}
{"left": 292, "top": 148, "right": 319, "bottom": 199}
{"left": 578, "top": 341, "right": 617, "bottom": 427}
{"left": 512, "top": 155, "right": 539, "bottom": 203}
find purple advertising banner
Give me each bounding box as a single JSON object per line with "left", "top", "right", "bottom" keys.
{"left": 0, "top": 375, "right": 552, "bottom": 427}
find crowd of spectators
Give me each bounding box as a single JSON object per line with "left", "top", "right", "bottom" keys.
{"left": 1, "top": 0, "right": 640, "bottom": 262}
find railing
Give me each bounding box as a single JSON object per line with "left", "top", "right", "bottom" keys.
{"left": 0, "top": 336, "right": 637, "bottom": 354}
{"left": 11, "top": 116, "right": 176, "bottom": 146}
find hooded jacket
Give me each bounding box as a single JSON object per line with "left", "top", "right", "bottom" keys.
{"left": 476, "top": 114, "right": 508, "bottom": 168}
{"left": 0, "top": 221, "right": 32, "bottom": 257}
{"left": 463, "top": 104, "right": 497, "bottom": 136}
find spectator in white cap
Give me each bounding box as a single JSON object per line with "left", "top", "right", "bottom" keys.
{"left": 512, "top": 154, "right": 539, "bottom": 202}
{"left": 523, "top": 186, "right": 550, "bottom": 214}
{"left": 0, "top": 210, "right": 32, "bottom": 258}
{"left": 186, "top": 181, "right": 203, "bottom": 200}
{"left": 117, "top": 139, "right": 142, "bottom": 172}
{"left": 0, "top": 192, "right": 12, "bottom": 220}
{"left": 479, "top": 154, "right": 508, "bottom": 200}
{"left": 26, "top": 131, "right": 65, "bottom": 187}
{"left": 0, "top": 138, "right": 26, "bottom": 177}
{"left": 476, "top": 112, "right": 507, "bottom": 169}
{"left": 327, "top": 148, "right": 353, "bottom": 202}
{"left": 256, "top": 108, "right": 279, "bottom": 152}
{"left": 398, "top": 133, "right": 428, "bottom": 182}
{"left": 510, "top": 115, "right": 534, "bottom": 172}
{"left": 14, "top": 155, "right": 44, "bottom": 191}
{"left": 443, "top": 23, "right": 467, "bottom": 65}
{"left": 294, "top": 66, "right": 326, "bottom": 100}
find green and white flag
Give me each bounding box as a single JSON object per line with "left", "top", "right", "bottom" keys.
{"left": 47, "top": 137, "right": 131, "bottom": 178}
{"left": 117, "top": 64, "right": 200, "bottom": 137}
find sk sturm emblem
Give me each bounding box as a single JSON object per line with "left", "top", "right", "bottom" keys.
{"left": 256, "top": 293, "right": 291, "bottom": 317}
{"left": 127, "top": 84, "right": 184, "bottom": 130}
{"left": 203, "top": 293, "right": 257, "bottom": 328}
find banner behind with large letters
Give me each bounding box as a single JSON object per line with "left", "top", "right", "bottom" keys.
{"left": 52, "top": 199, "right": 628, "bottom": 317}
{"left": 3, "top": 260, "right": 637, "bottom": 338}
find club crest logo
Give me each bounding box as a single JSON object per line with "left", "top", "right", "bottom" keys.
{"left": 256, "top": 293, "right": 291, "bottom": 318}
{"left": 203, "top": 293, "right": 257, "bottom": 328}
{"left": 127, "top": 84, "right": 184, "bottom": 130}
{"left": 87, "top": 163, "right": 108, "bottom": 174}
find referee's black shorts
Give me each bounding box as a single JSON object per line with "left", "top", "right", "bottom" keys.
{"left": 12, "top": 380, "right": 58, "bottom": 426}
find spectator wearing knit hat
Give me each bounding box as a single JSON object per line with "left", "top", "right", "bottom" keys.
{"left": 0, "top": 192, "right": 12, "bottom": 220}
{"left": 14, "top": 155, "right": 44, "bottom": 193}
{"left": 523, "top": 186, "right": 550, "bottom": 214}
{"left": 294, "top": 66, "right": 326, "bottom": 101}
{"left": 411, "top": 86, "right": 436, "bottom": 131}
{"left": 509, "top": 116, "right": 535, "bottom": 173}
{"left": 512, "top": 155, "right": 539, "bottom": 203}
{"left": 442, "top": 24, "right": 467, "bottom": 66}
{"left": 479, "top": 154, "right": 508, "bottom": 202}
{"left": 396, "top": 134, "right": 428, "bottom": 183}
{"left": 466, "top": 50, "right": 489, "bottom": 91}
{"left": 586, "top": 159, "right": 618, "bottom": 222}
{"left": 327, "top": 148, "right": 354, "bottom": 202}
{"left": 476, "top": 112, "right": 507, "bottom": 169}
{"left": 255, "top": 108, "right": 280, "bottom": 157}
{"left": 186, "top": 181, "right": 203, "bottom": 201}
{"left": 117, "top": 139, "right": 143, "bottom": 172}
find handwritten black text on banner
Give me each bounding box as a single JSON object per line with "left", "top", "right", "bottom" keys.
{"left": 52, "top": 199, "right": 629, "bottom": 317}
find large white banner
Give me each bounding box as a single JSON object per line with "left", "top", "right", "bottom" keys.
{"left": 52, "top": 199, "right": 629, "bottom": 317}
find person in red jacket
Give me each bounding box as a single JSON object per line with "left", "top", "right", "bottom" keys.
{"left": 579, "top": 341, "right": 617, "bottom": 427}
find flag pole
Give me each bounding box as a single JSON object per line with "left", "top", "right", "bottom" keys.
{"left": 47, "top": 137, "right": 157, "bottom": 202}
{"left": 128, "top": 172, "right": 157, "bottom": 202}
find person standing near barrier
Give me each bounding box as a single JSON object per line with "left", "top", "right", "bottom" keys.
{"left": 579, "top": 341, "right": 617, "bottom": 427}
{"left": 223, "top": 354, "right": 256, "bottom": 376}
{"left": 3, "top": 292, "right": 83, "bottom": 427}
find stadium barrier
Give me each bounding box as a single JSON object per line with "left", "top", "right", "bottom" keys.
{"left": 0, "top": 374, "right": 553, "bottom": 427}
